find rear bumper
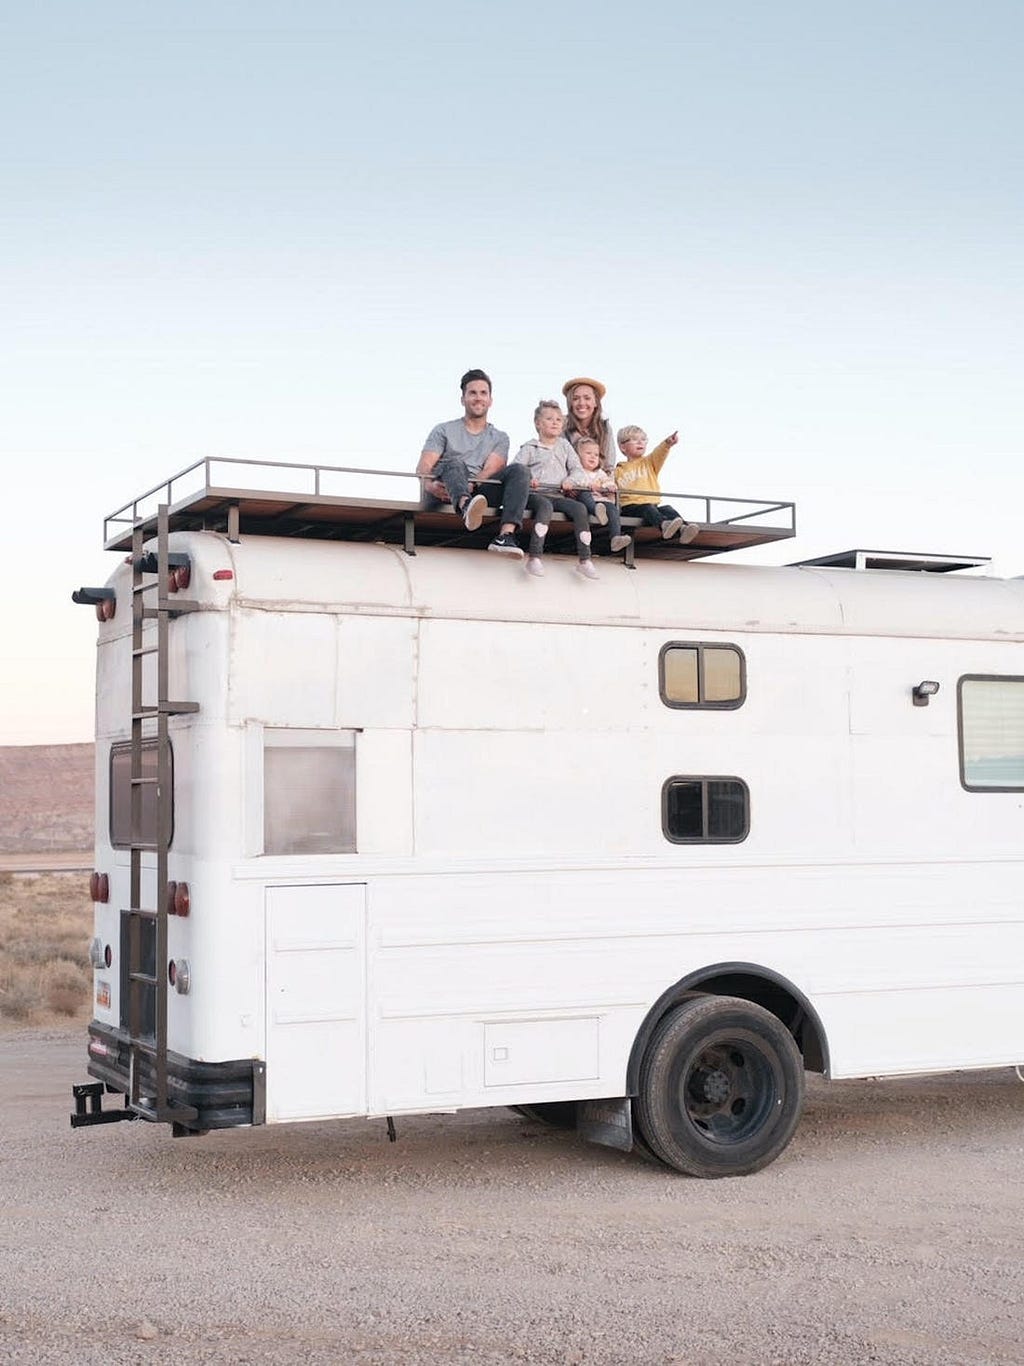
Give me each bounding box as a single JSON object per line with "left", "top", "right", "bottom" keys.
{"left": 85, "top": 1021, "right": 265, "bottom": 1130}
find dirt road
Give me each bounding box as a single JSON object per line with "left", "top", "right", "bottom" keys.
{"left": 0, "top": 852, "right": 92, "bottom": 873}
{"left": 1, "top": 1030, "right": 1022, "bottom": 1365}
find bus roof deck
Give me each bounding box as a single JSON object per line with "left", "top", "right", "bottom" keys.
{"left": 103, "top": 456, "right": 798, "bottom": 560}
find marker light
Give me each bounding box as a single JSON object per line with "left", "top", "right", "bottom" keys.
{"left": 172, "top": 882, "right": 190, "bottom": 918}
{"left": 173, "top": 564, "right": 191, "bottom": 591}
{"left": 89, "top": 871, "right": 109, "bottom": 904}
{"left": 212, "top": 569, "right": 234, "bottom": 581}
{"left": 89, "top": 937, "right": 105, "bottom": 969}
{"left": 169, "top": 959, "right": 191, "bottom": 994}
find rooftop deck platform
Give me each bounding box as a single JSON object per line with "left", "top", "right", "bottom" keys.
{"left": 104, "top": 457, "right": 797, "bottom": 561}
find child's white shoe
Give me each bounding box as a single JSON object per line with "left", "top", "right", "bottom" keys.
{"left": 575, "top": 559, "right": 599, "bottom": 581}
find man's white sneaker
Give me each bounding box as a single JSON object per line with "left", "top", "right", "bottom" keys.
{"left": 594, "top": 502, "right": 609, "bottom": 526}
{"left": 525, "top": 556, "right": 545, "bottom": 577}
{"left": 576, "top": 559, "right": 599, "bottom": 581}
{"left": 461, "top": 493, "right": 487, "bottom": 532}
{"left": 680, "top": 522, "right": 700, "bottom": 544}
{"left": 610, "top": 534, "right": 632, "bottom": 554}
{"left": 661, "top": 517, "right": 684, "bottom": 540}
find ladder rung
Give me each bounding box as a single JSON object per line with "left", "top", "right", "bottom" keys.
{"left": 129, "top": 972, "right": 158, "bottom": 986}
{"left": 132, "top": 646, "right": 159, "bottom": 657}
{"left": 131, "top": 702, "right": 199, "bottom": 718}
{"left": 130, "top": 777, "right": 158, "bottom": 786}
{"left": 129, "top": 841, "right": 159, "bottom": 852}
{"left": 132, "top": 581, "right": 158, "bottom": 595}
{"left": 125, "top": 906, "right": 158, "bottom": 919}
{"left": 142, "top": 599, "right": 200, "bottom": 617}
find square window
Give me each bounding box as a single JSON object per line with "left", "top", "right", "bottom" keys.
{"left": 263, "top": 730, "right": 357, "bottom": 854}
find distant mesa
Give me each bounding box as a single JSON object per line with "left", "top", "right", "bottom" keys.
{"left": 0, "top": 744, "right": 94, "bottom": 855}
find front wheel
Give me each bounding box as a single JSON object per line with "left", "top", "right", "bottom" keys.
{"left": 635, "top": 995, "right": 805, "bottom": 1178}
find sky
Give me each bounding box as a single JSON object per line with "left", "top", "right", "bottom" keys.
{"left": 2, "top": 0, "right": 1022, "bottom": 744}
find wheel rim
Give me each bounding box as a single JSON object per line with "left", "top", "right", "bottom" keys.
{"left": 677, "top": 1036, "right": 779, "bottom": 1145}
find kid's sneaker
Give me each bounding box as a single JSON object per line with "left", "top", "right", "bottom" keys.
{"left": 575, "top": 559, "right": 599, "bottom": 580}
{"left": 525, "top": 556, "right": 545, "bottom": 577}
{"left": 610, "top": 534, "right": 632, "bottom": 554}
{"left": 661, "top": 517, "right": 684, "bottom": 540}
{"left": 461, "top": 493, "right": 487, "bottom": 531}
{"left": 488, "top": 532, "right": 524, "bottom": 558}
{"left": 680, "top": 522, "right": 700, "bottom": 544}
{"left": 593, "top": 502, "right": 609, "bottom": 526}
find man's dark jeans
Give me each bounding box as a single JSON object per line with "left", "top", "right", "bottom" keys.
{"left": 423, "top": 457, "right": 530, "bottom": 528}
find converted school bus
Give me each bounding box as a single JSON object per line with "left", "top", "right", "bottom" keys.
{"left": 70, "top": 458, "right": 1024, "bottom": 1176}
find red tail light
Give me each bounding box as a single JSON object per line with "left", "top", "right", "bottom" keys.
{"left": 173, "top": 564, "right": 191, "bottom": 591}
{"left": 89, "top": 871, "right": 109, "bottom": 903}
{"left": 167, "top": 881, "right": 190, "bottom": 916}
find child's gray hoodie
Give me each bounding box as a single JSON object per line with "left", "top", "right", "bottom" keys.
{"left": 512, "top": 437, "right": 585, "bottom": 488}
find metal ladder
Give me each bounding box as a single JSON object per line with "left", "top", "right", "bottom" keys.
{"left": 125, "top": 504, "right": 199, "bottom": 1123}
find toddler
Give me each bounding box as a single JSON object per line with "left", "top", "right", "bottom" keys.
{"left": 562, "top": 437, "right": 632, "bottom": 555}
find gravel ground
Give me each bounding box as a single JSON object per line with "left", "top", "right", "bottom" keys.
{"left": 2, "top": 1030, "right": 1022, "bottom": 1365}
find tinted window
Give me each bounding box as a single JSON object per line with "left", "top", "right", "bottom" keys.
{"left": 663, "top": 777, "right": 749, "bottom": 844}
{"left": 109, "top": 741, "right": 173, "bottom": 849}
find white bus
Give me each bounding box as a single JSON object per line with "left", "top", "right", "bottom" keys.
{"left": 70, "top": 460, "right": 1024, "bottom": 1177}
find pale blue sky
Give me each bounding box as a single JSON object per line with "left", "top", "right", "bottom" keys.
{"left": 3, "top": 1, "right": 1021, "bottom": 742}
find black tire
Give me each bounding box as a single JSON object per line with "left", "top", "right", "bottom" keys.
{"left": 635, "top": 995, "right": 804, "bottom": 1177}
{"left": 509, "top": 1102, "right": 577, "bottom": 1130}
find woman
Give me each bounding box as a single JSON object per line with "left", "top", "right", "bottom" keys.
{"left": 561, "top": 376, "right": 616, "bottom": 475}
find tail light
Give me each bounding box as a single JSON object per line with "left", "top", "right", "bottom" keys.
{"left": 167, "top": 881, "right": 190, "bottom": 917}
{"left": 172, "top": 564, "right": 191, "bottom": 591}
{"left": 89, "top": 871, "right": 109, "bottom": 903}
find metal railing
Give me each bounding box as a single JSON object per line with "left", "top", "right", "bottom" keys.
{"left": 104, "top": 456, "right": 796, "bottom": 543}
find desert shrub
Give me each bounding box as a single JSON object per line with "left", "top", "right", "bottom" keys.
{"left": 7, "top": 934, "right": 89, "bottom": 967}
{"left": 0, "top": 873, "right": 95, "bottom": 1026}
{"left": 0, "top": 978, "right": 39, "bottom": 1022}
{"left": 43, "top": 959, "right": 90, "bottom": 1016}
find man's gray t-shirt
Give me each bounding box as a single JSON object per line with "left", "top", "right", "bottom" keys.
{"left": 422, "top": 419, "right": 510, "bottom": 478}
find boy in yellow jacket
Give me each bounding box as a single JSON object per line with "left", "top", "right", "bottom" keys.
{"left": 614, "top": 425, "right": 699, "bottom": 543}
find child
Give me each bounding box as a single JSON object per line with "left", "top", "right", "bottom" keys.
{"left": 562, "top": 437, "right": 632, "bottom": 555}
{"left": 614, "top": 426, "right": 699, "bottom": 543}
{"left": 512, "top": 400, "right": 600, "bottom": 579}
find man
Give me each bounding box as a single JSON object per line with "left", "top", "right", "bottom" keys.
{"left": 417, "top": 369, "right": 529, "bottom": 556}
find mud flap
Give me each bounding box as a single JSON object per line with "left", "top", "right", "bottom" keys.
{"left": 576, "top": 1097, "right": 633, "bottom": 1152}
